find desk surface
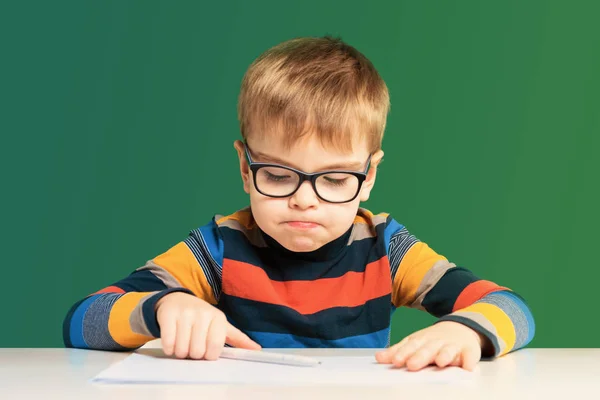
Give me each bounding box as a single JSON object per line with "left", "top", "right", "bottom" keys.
{"left": 1, "top": 347, "right": 599, "bottom": 399}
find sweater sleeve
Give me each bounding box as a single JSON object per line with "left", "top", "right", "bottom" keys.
{"left": 63, "top": 224, "right": 223, "bottom": 351}
{"left": 385, "top": 217, "right": 535, "bottom": 358}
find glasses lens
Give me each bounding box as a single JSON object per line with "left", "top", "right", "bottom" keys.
{"left": 255, "top": 166, "right": 300, "bottom": 196}
{"left": 255, "top": 167, "right": 361, "bottom": 202}
{"left": 315, "top": 173, "right": 360, "bottom": 202}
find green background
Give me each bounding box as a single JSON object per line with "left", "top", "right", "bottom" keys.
{"left": 2, "top": 1, "right": 598, "bottom": 348}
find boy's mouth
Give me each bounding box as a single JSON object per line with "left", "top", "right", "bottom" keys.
{"left": 285, "top": 221, "right": 320, "bottom": 229}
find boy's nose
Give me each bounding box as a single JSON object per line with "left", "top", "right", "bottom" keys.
{"left": 289, "top": 180, "right": 319, "bottom": 209}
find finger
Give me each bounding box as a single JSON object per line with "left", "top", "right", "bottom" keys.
{"left": 434, "top": 345, "right": 461, "bottom": 368}
{"left": 391, "top": 337, "right": 425, "bottom": 368}
{"left": 173, "top": 313, "right": 194, "bottom": 359}
{"left": 204, "top": 315, "right": 227, "bottom": 361}
{"left": 375, "top": 336, "right": 411, "bottom": 364}
{"left": 225, "top": 322, "right": 261, "bottom": 350}
{"left": 450, "top": 353, "right": 462, "bottom": 366}
{"left": 460, "top": 346, "right": 481, "bottom": 372}
{"left": 406, "top": 340, "right": 446, "bottom": 371}
{"left": 188, "top": 318, "right": 210, "bottom": 360}
{"left": 158, "top": 310, "right": 177, "bottom": 356}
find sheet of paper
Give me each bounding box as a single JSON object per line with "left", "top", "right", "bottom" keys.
{"left": 93, "top": 349, "right": 473, "bottom": 386}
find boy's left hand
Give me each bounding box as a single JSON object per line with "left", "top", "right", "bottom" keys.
{"left": 375, "top": 321, "right": 486, "bottom": 371}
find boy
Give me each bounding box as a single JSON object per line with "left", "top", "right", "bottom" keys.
{"left": 63, "top": 36, "right": 534, "bottom": 372}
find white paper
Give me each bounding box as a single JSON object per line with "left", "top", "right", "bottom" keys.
{"left": 93, "top": 349, "right": 473, "bottom": 386}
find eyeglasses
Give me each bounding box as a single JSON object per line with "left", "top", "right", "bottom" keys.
{"left": 244, "top": 142, "right": 371, "bottom": 204}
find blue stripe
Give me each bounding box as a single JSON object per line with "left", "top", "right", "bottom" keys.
{"left": 63, "top": 297, "right": 86, "bottom": 347}
{"left": 187, "top": 219, "right": 224, "bottom": 300}
{"left": 383, "top": 218, "right": 404, "bottom": 252}
{"left": 490, "top": 291, "right": 535, "bottom": 346}
{"left": 69, "top": 294, "right": 102, "bottom": 349}
{"left": 246, "top": 328, "right": 390, "bottom": 348}
{"left": 199, "top": 219, "right": 224, "bottom": 265}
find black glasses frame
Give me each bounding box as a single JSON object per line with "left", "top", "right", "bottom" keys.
{"left": 243, "top": 142, "right": 371, "bottom": 204}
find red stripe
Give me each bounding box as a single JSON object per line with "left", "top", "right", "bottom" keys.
{"left": 452, "top": 280, "right": 509, "bottom": 311}
{"left": 93, "top": 285, "right": 125, "bottom": 295}
{"left": 222, "top": 257, "right": 391, "bottom": 315}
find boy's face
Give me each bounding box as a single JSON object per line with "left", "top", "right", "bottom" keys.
{"left": 234, "top": 134, "right": 383, "bottom": 252}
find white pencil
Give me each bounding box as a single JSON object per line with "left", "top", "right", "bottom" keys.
{"left": 219, "top": 347, "right": 321, "bottom": 367}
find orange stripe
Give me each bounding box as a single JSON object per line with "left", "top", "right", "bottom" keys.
{"left": 453, "top": 280, "right": 509, "bottom": 311}
{"left": 93, "top": 286, "right": 125, "bottom": 295}
{"left": 108, "top": 292, "right": 154, "bottom": 348}
{"left": 216, "top": 209, "right": 255, "bottom": 229}
{"left": 391, "top": 242, "right": 448, "bottom": 307}
{"left": 353, "top": 209, "right": 373, "bottom": 224}
{"left": 222, "top": 257, "right": 391, "bottom": 315}
{"left": 154, "top": 241, "right": 217, "bottom": 304}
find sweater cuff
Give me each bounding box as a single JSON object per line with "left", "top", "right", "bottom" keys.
{"left": 435, "top": 315, "right": 500, "bottom": 360}
{"left": 142, "top": 288, "right": 195, "bottom": 338}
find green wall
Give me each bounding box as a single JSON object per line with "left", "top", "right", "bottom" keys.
{"left": 2, "top": 0, "right": 599, "bottom": 347}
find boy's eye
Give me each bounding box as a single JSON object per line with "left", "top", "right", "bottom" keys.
{"left": 265, "top": 170, "right": 292, "bottom": 181}
{"left": 322, "top": 176, "right": 349, "bottom": 186}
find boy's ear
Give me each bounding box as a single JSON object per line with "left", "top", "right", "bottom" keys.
{"left": 233, "top": 140, "right": 251, "bottom": 194}
{"left": 359, "top": 149, "right": 384, "bottom": 202}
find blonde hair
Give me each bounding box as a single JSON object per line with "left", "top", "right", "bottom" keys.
{"left": 237, "top": 36, "right": 390, "bottom": 154}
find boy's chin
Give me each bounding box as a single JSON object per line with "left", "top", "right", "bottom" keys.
{"left": 280, "top": 236, "right": 324, "bottom": 253}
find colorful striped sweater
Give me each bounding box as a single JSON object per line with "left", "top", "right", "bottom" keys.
{"left": 63, "top": 207, "right": 535, "bottom": 356}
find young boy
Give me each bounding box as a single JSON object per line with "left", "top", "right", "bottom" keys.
{"left": 63, "top": 36, "right": 535, "bottom": 372}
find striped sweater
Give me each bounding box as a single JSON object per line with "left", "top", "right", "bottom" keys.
{"left": 63, "top": 207, "right": 535, "bottom": 356}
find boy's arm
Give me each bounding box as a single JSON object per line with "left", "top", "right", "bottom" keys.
{"left": 63, "top": 231, "right": 222, "bottom": 351}
{"left": 386, "top": 220, "right": 535, "bottom": 358}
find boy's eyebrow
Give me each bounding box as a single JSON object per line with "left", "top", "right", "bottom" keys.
{"left": 253, "top": 151, "right": 364, "bottom": 171}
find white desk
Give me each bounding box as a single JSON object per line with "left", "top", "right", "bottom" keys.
{"left": 1, "top": 346, "right": 599, "bottom": 399}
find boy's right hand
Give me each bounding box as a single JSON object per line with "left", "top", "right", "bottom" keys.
{"left": 155, "top": 292, "right": 261, "bottom": 360}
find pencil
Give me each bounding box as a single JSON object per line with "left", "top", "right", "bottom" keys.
{"left": 219, "top": 347, "right": 321, "bottom": 367}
